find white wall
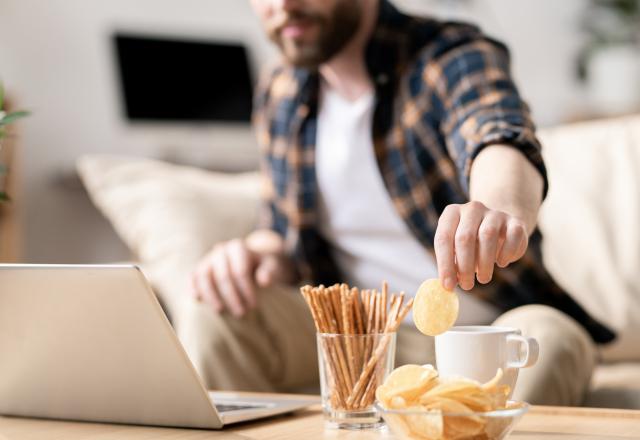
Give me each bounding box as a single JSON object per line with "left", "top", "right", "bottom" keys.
{"left": 397, "top": 0, "right": 590, "bottom": 126}
{"left": 0, "top": 0, "right": 277, "bottom": 262}
{"left": 0, "top": 0, "right": 595, "bottom": 263}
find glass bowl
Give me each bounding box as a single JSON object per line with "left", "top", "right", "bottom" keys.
{"left": 376, "top": 400, "right": 529, "bottom": 440}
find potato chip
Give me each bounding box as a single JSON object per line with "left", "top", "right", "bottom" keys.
{"left": 389, "top": 395, "right": 408, "bottom": 408}
{"left": 486, "top": 384, "right": 510, "bottom": 410}
{"left": 383, "top": 413, "right": 418, "bottom": 439}
{"left": 423, "top": 399, "right": 486, "bottom": 438}
{"left": 450, "top": 391, "right": 494, "bottom": 412}
{"left": 377, "top": 366, "right": 514, "bottom": 440}
{"left": 406, "top": 408, "right": 443, "bottom": 439}
{"left": 420, "top": 378, "right": 481, "bottom": 402}
{"left": 376, "top": 364, "right": 438, "bottom": 406}
{"left": 444, "top": 413, "right": 486, "bottom": 439}
{"left": 481, "top": 368, "right": 503, "bottom": 391}
{"left": 412, "top": 279, "right": 459, "bottom": 336}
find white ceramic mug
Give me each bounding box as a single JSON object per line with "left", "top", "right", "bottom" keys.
{"left": 434, "top": 326, "right": 539, "bottom": 397}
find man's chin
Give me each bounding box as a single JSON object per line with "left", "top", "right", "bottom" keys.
{"left": 281, "top": 46, "right": 328, "bottom": 69}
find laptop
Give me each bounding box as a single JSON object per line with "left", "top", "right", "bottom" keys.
{"left": 0, "top": 264, "right": 317, "bottom": 429}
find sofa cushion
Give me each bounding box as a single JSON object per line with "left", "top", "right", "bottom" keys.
{"left": 77, "top": 155, "right": 260, "bottom": 317}
{"left": 538, "top": 114, "right": 640, "bottom": 361}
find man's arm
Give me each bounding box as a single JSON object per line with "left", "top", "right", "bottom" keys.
{"left": 434, "top": 145, "right": 544, "bottom": 291}
{"left": 423, "top": 25, "right": 548, "bottom": 291}
{"left": 471, "top": 144, "right": 544, "bottom": 235}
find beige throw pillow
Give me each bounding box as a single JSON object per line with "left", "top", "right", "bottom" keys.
{"left": 77, "top": 155, "right": 260, "bottom": 317}
{"left": 538, "top": 114, "right": 640, "bottom": 361}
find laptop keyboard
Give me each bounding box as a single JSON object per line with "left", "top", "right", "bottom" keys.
{"left": 215, "top": 403, "right": 269, "bottom": 413}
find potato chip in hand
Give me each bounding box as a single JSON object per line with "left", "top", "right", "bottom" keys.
{"left": 413, "top": 279, "right": 459, "bottom": 336}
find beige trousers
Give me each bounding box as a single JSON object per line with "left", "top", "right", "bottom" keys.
{"left": 175, "top": 286, "right": 596, "bottom": 406}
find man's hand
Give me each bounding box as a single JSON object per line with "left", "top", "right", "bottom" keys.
{"left": 190, "top": 230, "right": 296, "bottom": 317}
{"left": 434, "top": 201, "right": 529, "bottom": 291}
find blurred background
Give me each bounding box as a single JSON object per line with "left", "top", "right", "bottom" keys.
{"left": 0, "top": 0, "right": 639, "bottom": 264}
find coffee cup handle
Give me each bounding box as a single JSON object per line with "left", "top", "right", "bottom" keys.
{"left": 506, "top": 334, "right": 539, "bottom": 368}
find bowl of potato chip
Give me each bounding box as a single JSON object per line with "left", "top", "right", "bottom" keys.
{"left": 375, "top": 364, "right": 529, "bottom": 440}
{"left": 376, "top": 400, "right": 528, "bottom": 440}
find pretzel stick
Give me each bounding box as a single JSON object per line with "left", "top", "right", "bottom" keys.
{"left": 332, "top": 286, "right": 345, "bottom": 333}
{"left": 341, "top": 287, "right": 357, "bottom": 387}
{"left": 381, "top": 281, "right": 388, "bottom": 329}
{"left": 352, "top": 288, "right": 364, "bottom": 334}
{"left": 374, "top": 290, "right": 381, "bottom": 335}
{"left": 316, "top": 290, "right": 353, "bottom": 396}
{"left": 378, "top": 291, "right": 384, "bottom": 332}
{"left": 359, "top": 348, "right": 389, "bottom": 407}
{"left": 347, "top": 298, "right": 414, "bottom": 407}
{"left": 302, "top": 287, "right": 348, "bottom": 407}
{"left": 361, "top": 294, "right": 398, "bottom": 408}
{"left": 365, "top": 290, "right": 374, "bottom": 374}
{"left": 367, "top": 290, "right": 375, "bottom": 333}
{"left": 386, "top": 294, "right": 402, "bottom": 332}
{"left": 392, "top": 292, "right": 405, "bottom": 325}
{"left": 361, "top": 289, "right": 370, "bottom": 325}
{"left": 386, "top": 294, "right": 397, "bottom": 330}
{"left": 359, "top": 370, "right": 378, "bottom": 407}
{"left": 312, "top": 290, "right": 349, "bottom": 405}
{"left": 368, "top": 291, "right": 381, "bottom": 365}
{"left": 351, "top": 288, "right": 365, "bottom": 372}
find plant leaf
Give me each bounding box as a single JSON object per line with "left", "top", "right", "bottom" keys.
{"left": 0, "top": 111, "right": 29, "bottom": 126}
{"left": 0, "top": 191, "right": 9, "bottom": 202}
{"left": 0, "top": 81, "right": 4, "bottom": 111}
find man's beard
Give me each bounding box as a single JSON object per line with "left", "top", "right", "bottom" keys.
{"left": 266, "top": 1, "right": 362, "bottom": 68}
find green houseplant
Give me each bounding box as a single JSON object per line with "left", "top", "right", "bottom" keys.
{"left": 577, "top": 0, "right": 640, "bottom": 77}
{"left": 0, "top": 81, "right": 29, "bottom": 202}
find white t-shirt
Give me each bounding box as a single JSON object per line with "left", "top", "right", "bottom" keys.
{"left": 315, "top": 82, "right": 500, "bottom": 325}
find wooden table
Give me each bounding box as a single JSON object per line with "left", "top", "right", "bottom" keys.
{"left": 0, "top": 400, "right": 639, "bottom": 440}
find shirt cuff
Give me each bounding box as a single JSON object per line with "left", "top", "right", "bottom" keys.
{"left": 469, "top": 123, "right": 549, "bottom": 200}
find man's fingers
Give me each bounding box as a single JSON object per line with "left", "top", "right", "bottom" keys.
{"left": 476, "top": 213, "right": 504, "bottom": 284}
{"left": 434, "top": 205, "right": 461, "bottom": 291}
{"left": 211, "top": 250, "right": 246, "bottom": 317}
{"left": 454, "top": 202, "right": 484, "bottom": 290}
{"left": 255, "top": 255, "right": 280, "bottom": 288}
{"left": 192, "top": 265, "right": 223, "bottom": 313}
{"left": 495, "top": 235, "right": 506, "bottom": 266}
{"left": 497, "top": 218, "right": 528, "bottom": 267}
{"left": 437, "top": 202, "right": 530, "bottom": 287}
{"left": 225, "top": 240, "right": 257, "bottom": 309}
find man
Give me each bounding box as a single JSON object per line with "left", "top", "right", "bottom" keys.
{"left": 180, "top": 0, "right": 615, "bottom": 405}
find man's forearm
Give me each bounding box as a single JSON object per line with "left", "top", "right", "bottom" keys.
{"left": 470, "top": 145, "right": 544, "bottom": 235}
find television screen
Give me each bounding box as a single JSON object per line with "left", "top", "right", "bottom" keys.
{"left": 113, "top": 34, "right": 253, "bottom": 123}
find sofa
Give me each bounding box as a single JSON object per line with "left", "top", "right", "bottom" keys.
{"left": 77, "top": 114, "right": 640, "bottom": 409}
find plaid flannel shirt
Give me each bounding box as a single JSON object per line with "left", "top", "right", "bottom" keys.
{"left": 253, "top": 0, "right": 615, "bottom": 343}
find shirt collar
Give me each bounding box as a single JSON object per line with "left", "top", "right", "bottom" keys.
{"left": 365, "top": 0, "right": 413, "bottom": 87}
